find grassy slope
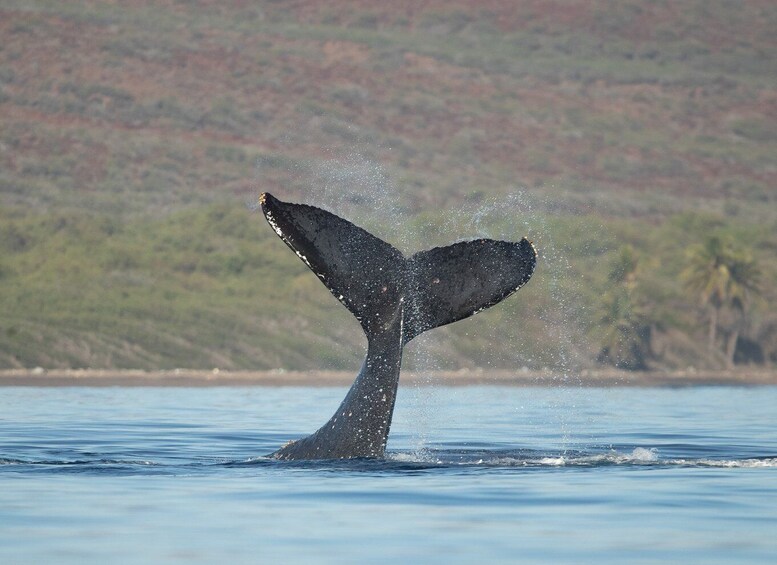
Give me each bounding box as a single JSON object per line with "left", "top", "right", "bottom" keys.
{"left": 0, "top": 0, "right": 775, "bottom": 370}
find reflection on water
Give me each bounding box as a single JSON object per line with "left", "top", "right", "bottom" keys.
{"left": 1, "top": 385, "right": 776, "bottom": 563}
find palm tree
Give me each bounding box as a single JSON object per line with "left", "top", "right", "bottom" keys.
{"left": 608, "top": 244, "right": 638, "bottom": 288}
{"left": 681, "top": 236, "right": 729, "bottom": 353}
{"left": 681, "top": 236, "right": 761, "bottom": 367}
{"left": 595, "top": 287, "right": 649, "bottom": 370}
{"left": 722, "top": 251, "right": 762, "bottom": 367}
{"left": 595, "top": 245, "right": 650, "bottom": 370}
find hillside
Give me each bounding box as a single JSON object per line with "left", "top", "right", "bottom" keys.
{"left": 1, "top": 0, "right": 775, "bottom": 372}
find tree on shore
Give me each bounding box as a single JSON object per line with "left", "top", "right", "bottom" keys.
{"left": 595, "top": 245, "right": 651, "bottom": 370}
{"left": 681, "top": 236, "right": 761, "bottom": 368}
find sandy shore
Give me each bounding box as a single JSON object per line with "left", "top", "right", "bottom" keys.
{"left": 1, "top": 368, "right": 775, "bottom": 387}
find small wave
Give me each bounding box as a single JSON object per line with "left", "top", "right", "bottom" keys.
{"left": 388, "top": 451, "right": 446, "bottom": 465}
{"left": 486, "top": 450, "right": 656, "bottom": 467}
{"left": 387, "top": 448, "right": 777, "bottom": 469}
{"left": 531, "top": 447, "right": 659, "bottom": 466}
{"left": 0, "top": 458, "right": 158, "bottom": 467}
{"left": 226, "top": 455, "right": 275, "bottom": 466}
{"left": 665, "top": 457, "right": 777, "bottom": 468}
{"left": 387, "top": 447, "right": 661, "bottom": 467}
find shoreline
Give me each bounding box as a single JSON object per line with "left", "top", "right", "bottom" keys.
{"left": 1, "top": 368, "right": 775, "bottom": 387}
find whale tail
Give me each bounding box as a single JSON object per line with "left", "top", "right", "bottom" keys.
{"left": 261, "top": 192, "right": 537, "bottom": 459}
{"left": 260, "top": 192, "right": 536, "bottom": 341}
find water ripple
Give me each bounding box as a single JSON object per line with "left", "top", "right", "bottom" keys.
{"left": 4, "top": 448, "right": 776, "bottom": 474}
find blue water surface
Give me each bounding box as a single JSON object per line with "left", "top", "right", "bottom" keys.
{"left": 1, "top": 385, "right": 776, "bottom": 564}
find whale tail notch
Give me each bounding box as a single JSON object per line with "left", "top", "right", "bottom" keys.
{"left": 260, "top": 192, "right": 536, "bottom": 341}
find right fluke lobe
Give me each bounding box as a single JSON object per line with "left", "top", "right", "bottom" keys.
{"left": 402, "top": 237, "right": 537, "bottom": 342}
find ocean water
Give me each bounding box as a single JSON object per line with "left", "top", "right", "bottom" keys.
{"left": 1, "top": 384, "right": 776, "bottom": 564}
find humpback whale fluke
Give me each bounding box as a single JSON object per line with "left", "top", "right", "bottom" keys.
{"left": 260, "top": 192, "right": 536, "bottom": 460}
